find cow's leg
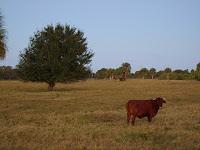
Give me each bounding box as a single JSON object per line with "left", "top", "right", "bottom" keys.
{"left": 148, "top": 115, "right": 152, "bottom": 122}
{"left": 127, "top": 113, "right": 131, "bottom": 125}
{"left": 131, "top": 116, "right": 136, "bottom": 125}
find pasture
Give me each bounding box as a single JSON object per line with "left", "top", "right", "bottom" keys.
{"left": 0, "top": 79, "right": 200, "bottom": 150}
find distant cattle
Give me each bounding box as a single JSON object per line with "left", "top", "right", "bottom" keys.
{"left": 126, "top": 97, "right": 166, "bottom": 125}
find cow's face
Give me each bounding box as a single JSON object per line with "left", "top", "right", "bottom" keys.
{"left": 154, "top": 97, "right": 166, "bottom": 107}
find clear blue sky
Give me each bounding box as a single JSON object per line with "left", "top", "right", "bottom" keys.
{"left": 1, "top": 0, "right": 200, "bottom": 72}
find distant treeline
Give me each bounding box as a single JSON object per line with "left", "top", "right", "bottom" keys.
{"left": 0, "top": 66, "right": 18, "bottom": 80}
{"left": 0, "top": 62, "right": 200, "bottom": 81}
{"left": 94, "top": 62, "right": 200, "bottom": 81}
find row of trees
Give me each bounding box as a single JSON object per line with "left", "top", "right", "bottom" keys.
{"left": 94, "top": 63, "right": 200, "bottom": 81}
{"left": 1, "top": 63, "right": 200, "bottom": 81}
{"left": 0, "top": 66, "right": 18, "bottom": 80}
{"left": 134, "top": 67, "right": 195, "bottom": 80}
{"left": 95, "top": 62, "right": 132, "bottom": 80}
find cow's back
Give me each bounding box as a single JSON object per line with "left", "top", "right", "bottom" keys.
{"left": 126, "top": 100, "right": 153, "bottom": 117}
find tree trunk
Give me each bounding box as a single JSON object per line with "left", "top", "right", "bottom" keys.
{"left": 48, "top": 82, "right": 55, "bottom": 91}
{"left": 167, "top": 73, "right": 170, "bottom": 80}
{"left": 120, "top": 72, "right": 126, "bottom": 81}
{"left": 125, "top": 71, "right": 127, "bottom": 80}
{"left": 151, "top": 75, "right": 154, "bottom": 79}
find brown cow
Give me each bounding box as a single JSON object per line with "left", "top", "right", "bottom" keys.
{"left": 126, "top": 97, "right": 166, "bottom": 125}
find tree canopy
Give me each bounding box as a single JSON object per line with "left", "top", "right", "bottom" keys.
{"left": 17, "top": 24, "right": 94, "bottom": 90}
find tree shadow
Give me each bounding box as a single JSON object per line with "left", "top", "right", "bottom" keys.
{"left": 20, "top": 87, "right": 89, "bottom": 93}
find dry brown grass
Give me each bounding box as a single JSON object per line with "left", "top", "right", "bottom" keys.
{"left": 0, "top": 79, "right": 200, "bottom": 150}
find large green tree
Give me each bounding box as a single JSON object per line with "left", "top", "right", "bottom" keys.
{"left": 17, "top": 24, "right": 94, "bottom": 90}
{"left": 0, "top": 12, "right": 6, "bottom": 59}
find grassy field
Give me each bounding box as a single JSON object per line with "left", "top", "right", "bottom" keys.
{"left": 0, "top": 79, "right": 200, "bottom": 150}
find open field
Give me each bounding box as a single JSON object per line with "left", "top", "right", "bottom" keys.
{"left": 0, "top": 79, "right": 200, "bottom": 150}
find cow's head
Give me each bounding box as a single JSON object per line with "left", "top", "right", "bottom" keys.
{"left": 153, "top": 97, "right": 166, "bottom": 107}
